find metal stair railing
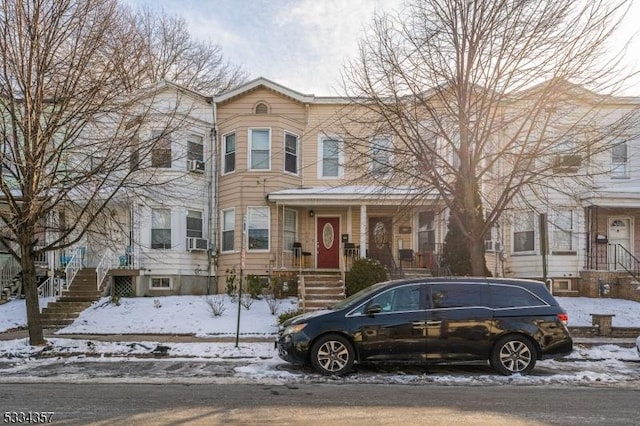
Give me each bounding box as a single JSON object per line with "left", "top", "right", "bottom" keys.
{"left": 609, "top": 243, "right": 640, "bottom": 280}
{"left": 1, "top": 256, "right": 21, "bottom": 295}
{"left": 37, "top": 277, "right": 65, "bottom": 311}
{"left": 96, "top": 249, "right": 115, "bottom": 291}
{"left": 64, "top": 247, "right": 84, "bottom": 290}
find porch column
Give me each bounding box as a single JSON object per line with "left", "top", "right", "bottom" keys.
{"left": 360, "top": 204, "right": 367, "bottom": 258}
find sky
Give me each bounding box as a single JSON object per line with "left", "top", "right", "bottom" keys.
{"left": 121, "top": 0, "right": 640, "bottom": 96}
{"left": 0, "top": 295, "right": 638, "bottom": 386}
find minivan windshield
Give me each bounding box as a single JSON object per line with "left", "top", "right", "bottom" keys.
{"left": 330, "top": 281, "right": 390, "bottom": 311}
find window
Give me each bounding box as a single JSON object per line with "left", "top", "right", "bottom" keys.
{"left": 151, "top": 208, "right": 171, "bottom": 249}
{"left": 553, "top": 139, "right": 581, "bottom": 173}
{"left": 250, "top": 129, "right": 270, "bottom": 170}
{"left": 319, "top": 137, "right": 342, "bottom": 178}
{"left": 284, "top": 133, "right": 298, "bottom": 174}
{"left": 223, "top": 133, "right": 235, "bottom": 174}
{"left": 221, "top": 209, "right": 235, "bottom": 252}
{"left": 371, "top": 136, "right": 391, "bottom": 175}
{"left": 247, "top": 207, "right": 269, "bottom": 250}
{"left": 284, "top": 209, "right": 297, "bottom": 251}
{"left": 255, "top": 103, "right": 268, "bottom": 114}
{"left": 129, "top": 137, "right": 140, "bottom": 171}
{"left": 430, "top": 283, "right": 485, "bottom": 309}
{"left": 418, "top": 211, "right": 435, "bottom": 253}
{"left": 187, "top": 210, "right": 203, "bottom": 239}
{"left": 484, "top": 225, "right": 502, "bottom": 252}
{"left": 552, "top": 210, "right": 573, "bottom": 252}
{"left": 188, "top": 135, "right": 204, "bottom": 162}
{"left": 513, "top": 211, "right": 535, "bottom": 253}
{"left": 360, "top": 284, "right": 424, "bottom": 314}
{"left": 150, "top": 277, "right": 171, "bottom": 289}
{"left": 151, "top": 131, "right": 171, "bottom": 168}
{"left": 611, "top": 141, "right": 628, "bottom": 178}
{"left": 489, "top": 285, "right": 545, "bottom": 308}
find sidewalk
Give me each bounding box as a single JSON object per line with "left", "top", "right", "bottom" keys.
{"left": 1, "top": 328, "right": 635, "bottom": 347}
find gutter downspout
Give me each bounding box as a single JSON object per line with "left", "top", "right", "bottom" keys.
{"left": 207, "top": 98, "right": 219, "bottom": 294}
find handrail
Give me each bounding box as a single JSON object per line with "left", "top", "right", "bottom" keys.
{"left": 96, "top": 249, "right": 114, "bottom": 291}
{"left": 609, "top": 243, "right": 640, "bottom": 279}
{"left": 64, "top": 247, "right": 84, "bottom": 290}
{"left": 37, "top": 277, "right": 65, "bottom": 311}
{"left": 0, "top": 256, "right": 20, "bottom": 294}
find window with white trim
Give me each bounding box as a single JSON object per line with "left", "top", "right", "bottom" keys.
{"left": 221, "top": 208, "right": 235, "bottom": 252}
{"left": 611, "top": 141, "right": 628, "bottom": 178}
{"left": 223, "top": 132, "right": 235, "bottom": 174}
{"left": 551, "top": 210, "right": 573, "bottom": 252}
{"left": 247, "top": 207, "right": 269, "bottom": 250}
{"left": 284, "top": 209, "right": 297, "bottom": 251}
{"left": 151, "top": 130, "right": 171, "bottom": 168}
{"left": 151, "top": 208, "right": 171, "bottom": 249}
{"left": 249, "top": 129, "right": 270, "bottom": 170}
{"left": 319, "top": 136, "right": 342, "bottom": 178}
{"left": 187, "top": 134, "right": 204, "bottom": 162}
{"left": 187, "top": 210, "right": 203, "bottom": 239}
{"left": 150, "top": 277, "right": 171, "bottom": 289}
{"left": 371, "top": 136, "right": 391, "bottom": 176}
{"left": 513, "top": 211, "right": 535, "bottom": 253}
{"left": 284, "top": 132, "right": 298, "bottom": 174}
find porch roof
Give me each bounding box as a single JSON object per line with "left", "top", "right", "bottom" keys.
{"left": 581, "top": 187, "right": 640, "bottom": 208}
{"left": 267, "top": 185, "right": 441, "bottom": 206}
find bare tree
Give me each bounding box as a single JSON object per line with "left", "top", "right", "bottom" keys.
{"left": 339, "top": 0, "right": 639, "bottom": 276}
{"left": 0, "top": 0, "right": 236, "bottom": 345}
{"left": 127, "top": 6, "right": 248, "bottom": 94}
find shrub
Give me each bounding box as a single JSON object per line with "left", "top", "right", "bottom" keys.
{"left": 240, "top": 293, "right": 254, "bottom": 310}
{"left": 345, "top": 258, "right": 387, "bottom": 296}
{"left": 225, "top": 268, "right": 238, "bottom": 298}
{"left": 263, "top": 290, "right": 281, "bottom": 315}
{"left": 246, "top": 274, "right": 264, "bottom": 299}
{"left": 204, "top": 295, "right": 226, "bottom": 317}
{"left": 278, "top": 308, "right": 304, "bottom": 324}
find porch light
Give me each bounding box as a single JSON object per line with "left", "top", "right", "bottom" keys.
{"left": 309, "top": 210, "right": 315, "bottom": 217}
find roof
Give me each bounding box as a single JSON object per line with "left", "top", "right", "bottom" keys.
{"left": 213, "top": 77, "right": 316, "bottom": 104}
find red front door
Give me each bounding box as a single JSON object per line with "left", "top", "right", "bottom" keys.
{"left": 317, "top": 217, "right": 340, "bottom": 268}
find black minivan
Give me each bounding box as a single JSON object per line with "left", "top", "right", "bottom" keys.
{"left": 276, "top": 278, "right": 573, "bottom": 376}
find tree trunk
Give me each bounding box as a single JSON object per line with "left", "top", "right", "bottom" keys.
{"left": 21, "top": 245, "right": 45, "bottom": 346}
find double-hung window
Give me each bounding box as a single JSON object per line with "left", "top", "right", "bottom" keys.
{"left": 187, "top": 210, "right": 203, "bottom": 239}
{"left": 285, "top": 132, "right": 299, "bottom": 174}
{"left": 151, "top": 130, "right": 172, "bottom": 168}
{"left": 223, "top": 133, "right": 235, "bottom": 174}
{"left": 513, "top": 211, "right": 535, "bottom": 253}
{"left": 188, "top": 135, "right": 204, "bottom": 162}
{"left": 319, "top": 136, "right": 342, "bottom": 178}
{"left": 247, "top": 207, "right": 269, "bottom": 250}
{"left": 151, "top": 208, "right": 171, "bottom": 249}
{"left": 371, "top": 136, "right": 391, "bottom": 176}
{"left": 552, "top": 210, "right": 573, "bottom": 253}
{"left": 250, "top": 129, "right": 270, "bottom": 170}
{"left": 221, "top": 209, "right": 235, "bottom": 252}
{"left": 611, "top": 141, "right": 629, "bottom": 178}
{"left": 284, "top": 209, "right": 297, "bottom": 251}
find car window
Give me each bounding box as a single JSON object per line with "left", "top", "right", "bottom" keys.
{"left": 489, "top": 284, "right": 547, "bottom": 308}
{"left": 352, "top": 284, "right": 424, "bottom": 314}
{"left": 430, "top": 283, "right": 486, "bottom": 309}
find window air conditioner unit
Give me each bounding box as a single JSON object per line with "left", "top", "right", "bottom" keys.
{"left": 484, "top": 241, "right": 502, "bottom": 252}
{"left": 187, "top": 159, "right": 205, "bottom": 173}
{"left": 187, "top": 237, "right": 208, "bottom": 251}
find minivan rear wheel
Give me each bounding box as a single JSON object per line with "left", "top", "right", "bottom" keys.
{"left": 310, "top": 334, "right": 355, "bottom": 376}
{"left": 490, "top": 335, "right": 536, "bottom": 376}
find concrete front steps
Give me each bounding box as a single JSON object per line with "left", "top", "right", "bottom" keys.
{"left": 300, "top": 273, "right": 345, "bottom": 311}
{"left": 40, "top": 268, "right": 102, "bottom": 328}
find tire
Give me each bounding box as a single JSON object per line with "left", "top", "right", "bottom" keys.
{"left": 490, "top": 335, "right": 537, "bottom": 376}
{"left": 309, "top": 334, "right": 355, "bottom": 376}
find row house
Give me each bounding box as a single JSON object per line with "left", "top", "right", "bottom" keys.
{"left": 5, "top": 78, "right": 640, "bottom": 304}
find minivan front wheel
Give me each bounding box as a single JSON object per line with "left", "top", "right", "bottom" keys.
{"left": 490, "top": 335, "right": 536, "bottom": 376}
{"left": 310, "top": 334, "right": 355, "bottom": 376}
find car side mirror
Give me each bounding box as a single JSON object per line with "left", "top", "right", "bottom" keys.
{"left": 366, "top": 303, "right": 383, "bottom": 316}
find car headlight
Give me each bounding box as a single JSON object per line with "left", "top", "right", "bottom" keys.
{"left": 283, "top": 323, "right": 307, "bottom": 335}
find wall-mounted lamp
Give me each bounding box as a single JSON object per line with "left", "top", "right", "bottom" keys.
{"left": 309, "top": 210, "right": 315, "bottom": 218}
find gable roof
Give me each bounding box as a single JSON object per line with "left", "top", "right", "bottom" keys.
{"left": 213, "top": 77, "right": 316, "bottom": 104}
